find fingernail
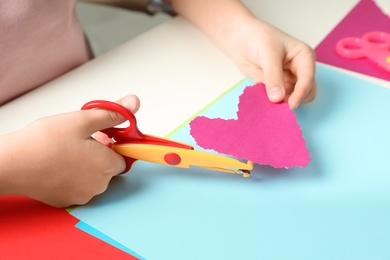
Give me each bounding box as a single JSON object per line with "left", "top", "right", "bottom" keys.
{"left": 269, "top": 87, "right": 282, "bottom": 101}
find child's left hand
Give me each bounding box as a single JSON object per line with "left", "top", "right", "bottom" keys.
{"left": 170, "top": 0, "right": 317, "bottom": 110}
{"left": 228, "top": 19, "right": 317, "bottom": 110}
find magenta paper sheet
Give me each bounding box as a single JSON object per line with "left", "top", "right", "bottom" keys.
{"left": 189, "top": 83, "right": 310, "bottom": 168}
{"left": 315, "top": 0, "right": 390, "bottom": 81}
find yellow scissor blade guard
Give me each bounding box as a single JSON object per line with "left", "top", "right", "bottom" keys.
{"left": 112, "top": 143, "right": 253, "bottom": 176}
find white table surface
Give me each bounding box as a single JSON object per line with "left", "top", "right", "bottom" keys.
{"left": 1, "top": 0, "right": 383, "bottom": 137}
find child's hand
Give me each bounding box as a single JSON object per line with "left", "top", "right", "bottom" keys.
{"left": 228, "top": 19, "right": 316, "bottom": 109}
{"left": 169, "top": 0, "right": 316, "bottom": 109}
{"left": 0, "top": 94, "right": 140, "bottom": 208}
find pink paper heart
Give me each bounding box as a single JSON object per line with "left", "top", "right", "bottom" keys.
{"left": 189, "top": 83, "right": 310, "bottom": 168}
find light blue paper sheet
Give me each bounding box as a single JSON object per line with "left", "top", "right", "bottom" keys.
{"left": 72, "top": 64, "right": 390, "bottom": 259}
{"left": 75, "top": 221, "right": 143, "bottom": 259}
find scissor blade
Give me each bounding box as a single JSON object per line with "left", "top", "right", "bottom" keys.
{"left": 112, "top": 143, "right": 253, "bottom": 177}
{"left": 200, "top": 166, "right": 251, "bottom": 177}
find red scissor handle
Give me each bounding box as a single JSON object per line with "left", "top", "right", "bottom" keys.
{"left": 81, "top": 100, "right": 193, "bottom": 173}
{"left": 82, "top": 100, "right": 145, "bottom": 142}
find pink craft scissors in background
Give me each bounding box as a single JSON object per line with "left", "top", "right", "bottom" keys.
{"left": 336, "top": 31, "right": 390, "bottom": 73}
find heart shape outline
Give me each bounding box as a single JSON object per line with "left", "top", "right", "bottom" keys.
{"left": 189, "top": 83, "right": 310, "bottom": 168}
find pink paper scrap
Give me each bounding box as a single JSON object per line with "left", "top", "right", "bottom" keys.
{"left": 189, "top": 83, "right": 310, "bottom": 168}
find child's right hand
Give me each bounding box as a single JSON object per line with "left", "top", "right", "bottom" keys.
{"left": 0, "top": 94, "right": 140, "bottom": 208}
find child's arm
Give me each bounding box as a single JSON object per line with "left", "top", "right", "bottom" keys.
{"left": 0, "top": 94, "right": 140, "bottom": 208}
{"left": 168, "top": 0, "right": 316, "bottom": 109}
{"left": 79, "top": 0, "right": 316, "bottom": 108}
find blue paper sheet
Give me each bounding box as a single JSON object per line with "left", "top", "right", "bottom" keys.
{"left": 72, "top": 64, "right": 390, "bottom": 259}
{"left": 75, "top": 221, "right": 142, "bottom": 259}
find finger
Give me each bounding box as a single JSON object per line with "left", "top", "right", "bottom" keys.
{"left": 82, "top": 94, "right": 141, "bottom": 135}
{"left": 301, "top": 81, "right": 317, "bottom": 103}
{"left": 261, "top": 53, "right": 286, "bottom": 103}
{"left": 105, "top": 150, "right": 127, "bottom": 177}
{"left": 280, "top": 69, "right": 296, "bottom": 99}
{"left": 288, "top": 79, "right": 316, "bottom": 110}
{"left": 93, "top": 131, "right": 113, "bottom": 146}
{"left": 286, "top": 46, "right": 317, "bottom": 109}
{"left": 88, "top": 138, "right": 127, "bottom": 177}
{"left": 288, "top": 60, "right": 316, "bottom": 110}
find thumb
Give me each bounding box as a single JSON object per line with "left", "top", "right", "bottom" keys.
{"left": 82, "top": 94, "right": 140, "bottom": 136}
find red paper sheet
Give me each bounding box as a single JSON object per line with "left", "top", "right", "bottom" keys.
{"left": 189, "top": 83, "right": 310, "bottom": 168}
{"left": 0, "top": 196, "right": 136, "bottom": 259}
{"left": 315, "top": 0, "right": 390, "bottom": 81}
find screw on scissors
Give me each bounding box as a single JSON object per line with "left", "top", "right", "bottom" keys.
{"left": 336, "top": 31, "right": 390, "bottom": 73}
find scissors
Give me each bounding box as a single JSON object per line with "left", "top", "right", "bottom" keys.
{"left": 336, "top": 31, "right": 390, "bottom": 73}
{"left": 82, "top": 100, "right": 253, "bottom": 177}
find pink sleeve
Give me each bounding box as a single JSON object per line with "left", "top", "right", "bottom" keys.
{"left": 0, "top": 0, "right": 90, "bottom": 105}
